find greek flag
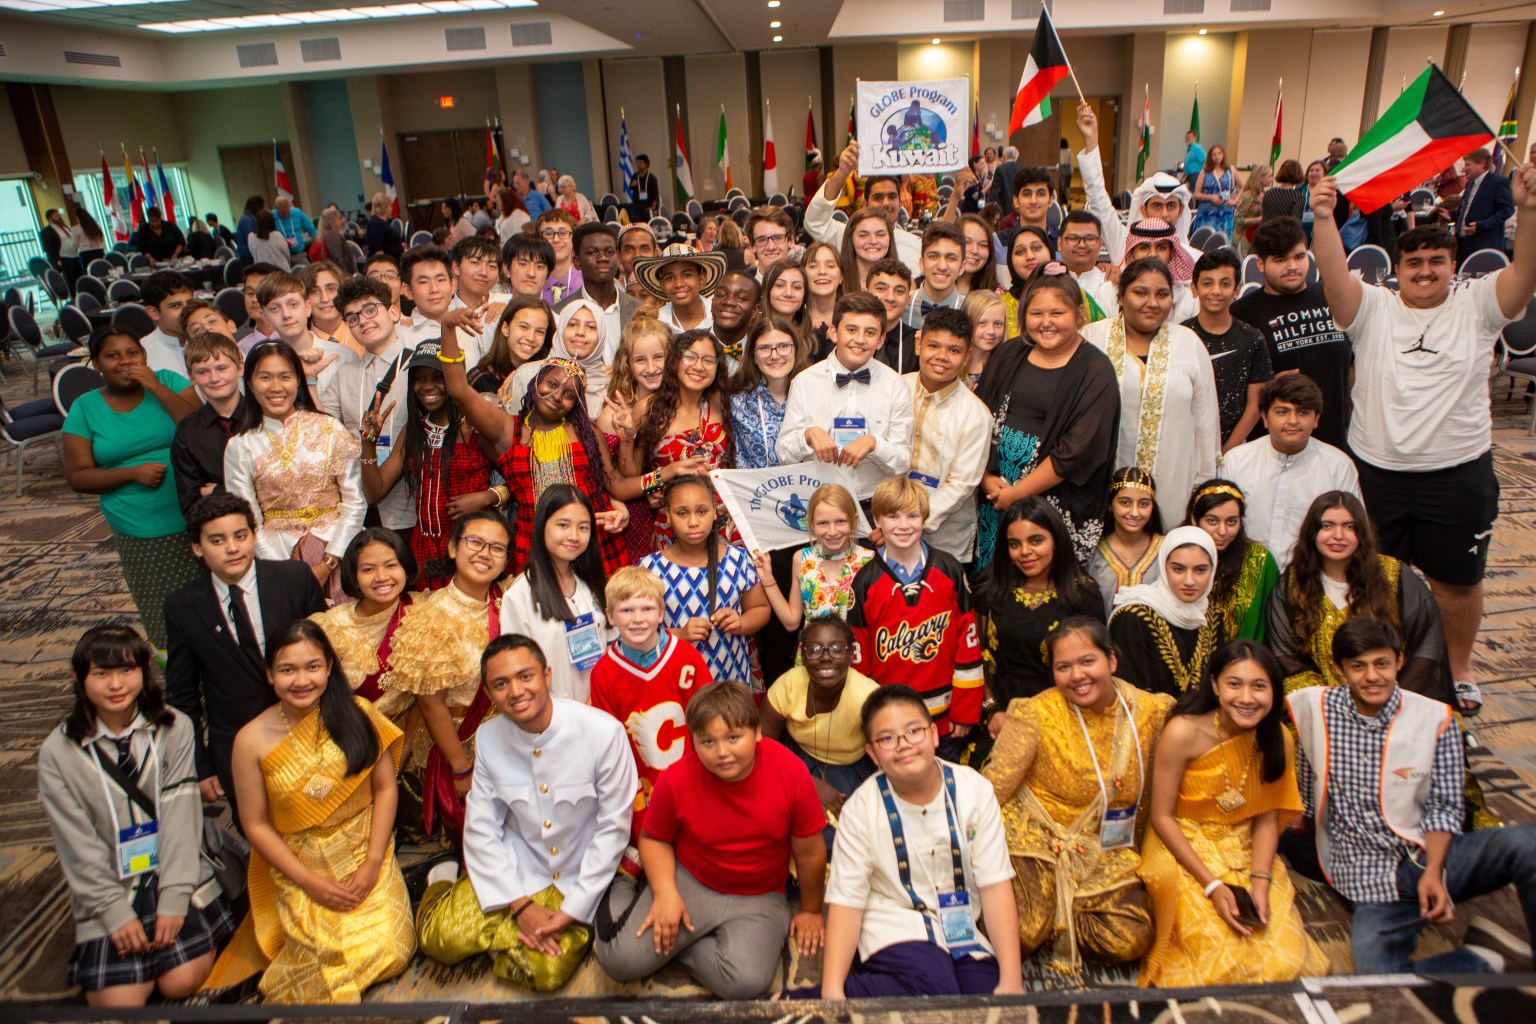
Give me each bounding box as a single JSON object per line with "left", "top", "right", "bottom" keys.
{"left": 618, "top": 109, "right": 635, "bottom": 203}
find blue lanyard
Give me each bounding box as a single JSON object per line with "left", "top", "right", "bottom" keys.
{"left": 876, "top": 763, "right": 964, "bottom": 944}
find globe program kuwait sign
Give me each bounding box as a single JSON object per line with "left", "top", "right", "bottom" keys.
{"left": 856, "top": 78, "right": 970, "bottom": 176}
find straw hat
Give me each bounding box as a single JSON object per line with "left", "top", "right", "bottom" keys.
{"left": 632, "top": 242, "right": 728, "bottom": 300}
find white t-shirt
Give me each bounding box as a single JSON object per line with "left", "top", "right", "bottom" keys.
{"left": 1343, "top": 272, "right": 1518, "bottom": 471}
{"left": 824, "top": 763, "right": 1013, "bottom": 962}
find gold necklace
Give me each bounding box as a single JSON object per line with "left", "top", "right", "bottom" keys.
{"left": 1211, "top": 710, "right": 1252, "bottom": 813}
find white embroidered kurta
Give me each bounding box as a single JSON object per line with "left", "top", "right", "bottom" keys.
{"left": 223, "top": 411, "right": 366, "bottom": 560}
{"left": 1082, "top": 319, "right": 1220, "bottom": 528}
{"left": 902, "top": 372, "right": 991, "bottom": 563}
{"left": 464, "top": 699, "right": 637, "bottom": 922}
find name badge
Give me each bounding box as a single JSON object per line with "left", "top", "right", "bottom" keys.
{"left": 832, "top": 415, "right": 866, "bottom": 450}
{"left": 376, "top": 433, "right": 391, "bottom": 451}
{"left": 1100, "top": 802, "right": 1137, "bottom": 851}
{"left": 937, "top": 891, "right": 983, "bottom": 956}
{"left": 908, "top": 470, "right": 940, "bottom": 489}
{"left": 117, "top": 820, "right": 159, "bottom": 879}
{"left": 565, "top": 612, "right": 604, "bottom": 672}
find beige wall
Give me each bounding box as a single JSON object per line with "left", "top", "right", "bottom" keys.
{"left": 1119, "top": 31, "right": 1167, "bottom": 188}
{"left": 1379, "top": 26, "right": 1449, "bottom": 118}
{"left": 51, "top": 87, "right": 185, "bottom": 169}
{"left": 1294, "top": 30, "right": 1370, "bottom": 166}
{"left": 1463, "top": 23, "right": 1526, "bottom": 142}
{"left": 685, "top": 53, "right": 750, "bottom": 198}
{"left": 833, "top": 42, "right": 897, "bottom": 141}
{"left": 171, "top": 85, "right": 295, "bottom": 223}
{"left": 600, "top": 58, "right": 669, "bottom": 204}
{"left": 1231, "top": 29, "right": 1312, "bottom": 171}
{"left": 1161, "top": 32, "right": 1236, "bottom": 171}
{"left": 761, "top": 49, "right": 823, "bottom": 194}
{"left": 385, "top": 67, "right": 500, "bottom": 133}
{"left": 494, "top": 64, "right": 543, "bottom": 182}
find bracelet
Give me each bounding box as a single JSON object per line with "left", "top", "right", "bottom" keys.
{"left": 452, "top": 763, "right": 474, "bottom": 778}
{"left": 487, "top": 487, "right": 501, "bottom": 508}
{"left": 1202, "top": 879, "right": 1225, "bottom": 898}
{"left": 360, "top": 457, "right": 377, "bottom": 466}
{"left": 362, "top": 433, "right": 378, "bottom": 444}
{"left": 511, "top": 899, "right": 534, "bottom": 922}
{"left": 436, "top": 351, "right": 467, "bottom": 364}
{"left": 1250, "top": 870, "right": 1273, "bottom": 881}
{"left": 494, "top": 484, "right": 511, "bottom": 506}
{"left": 642, "top": 469, "right": 663, "bottom": 494}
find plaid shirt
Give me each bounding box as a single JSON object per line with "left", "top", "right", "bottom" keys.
{"left": 1296, "top": 686, "right": 1465, "bottom": 904}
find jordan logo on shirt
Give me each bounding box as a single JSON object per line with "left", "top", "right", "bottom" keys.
{"left": 1402, "top": 332, "right": 1440, "bottom": 356}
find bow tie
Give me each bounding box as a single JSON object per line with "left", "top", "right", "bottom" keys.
{"left": 835, "top": 367, "right": 871, "bottom": 388}
{"left": 920, "top": 300, "right": 941, "bottom": 315}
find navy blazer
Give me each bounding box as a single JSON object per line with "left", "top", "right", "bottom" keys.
{"left": 1458, "top": 171, "right": 1514, "bottom": 261}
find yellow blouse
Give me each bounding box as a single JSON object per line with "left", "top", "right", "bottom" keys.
{"left": 766, "top": 667, "right": 880, "bottom": 766}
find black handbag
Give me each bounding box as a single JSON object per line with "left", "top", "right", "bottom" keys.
{"left": 202, "top": 813, "right": 250, "bottom": 903}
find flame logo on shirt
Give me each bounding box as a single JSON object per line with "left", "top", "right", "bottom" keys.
{"left": 875, "top": 613, "right": 951, "bottom": 663}
{"left": 626, "top": 702, "right": 689, "bottom": 770}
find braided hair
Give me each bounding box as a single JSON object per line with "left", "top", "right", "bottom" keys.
{"left": 517, "top": 360, "right": 608, "bottom": 499}
{"left": 401, "top": 365, "right": 463, "bottom": 498}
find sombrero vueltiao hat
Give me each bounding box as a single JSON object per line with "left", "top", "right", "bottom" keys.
{"left": 633, "top": 243, "right": 729, "bottom": 301}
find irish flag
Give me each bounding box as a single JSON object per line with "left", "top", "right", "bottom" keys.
{"left": 716, "top": 106, "right": 732, "bottom": 193}
{"left": 1333, "top": 64, "right": 1493, "bottom": 214}
{"left": 673, "top": 106, "right": 695, "bottom": 205}
{"left": 1009, "top": 8, "right": 1071, "bottom": 134}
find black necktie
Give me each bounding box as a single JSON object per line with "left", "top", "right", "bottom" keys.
{"left": 835, "top": 368, "right": 871, "bottom": 389}
{"left": 113, "top": 736, "right": 135, "bottom": 774}
{"left": 227, "top": 586, "right": 264, "bottom": 670}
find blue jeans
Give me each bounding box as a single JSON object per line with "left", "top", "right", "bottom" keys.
{"left": 1352, "top": 824, "right": 1536, "bottom": 975}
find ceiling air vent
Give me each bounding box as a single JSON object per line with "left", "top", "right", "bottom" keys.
{"left": 63, "top": 50, "right": 121, "bottom": 67}
{"left": 1230, "top": 0, "right": 1271, "bottom": 9}
{"left": 445, "top": 26, "right": 487, "bottom": 51}
{"left": 300, "top": 37, "right": 341, "bottom": 63}
{"left": 509, "top": 21, "right": 552, "bottom": 47}
{"left": 1011, "top": 0, "right": 1048, "bottom": 17}
{"left": 943, "top": 0, "right": 984, "bottom": 22}
{"left": 1164, "top": 0, "right": 1204, "bottom": 12}
{"left": 236, "top": 42, "right": 279, "bottom": 68}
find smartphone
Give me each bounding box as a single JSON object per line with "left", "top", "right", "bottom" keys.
{"left": 1227, "top": 885, "right": 1265, "bottom": 928}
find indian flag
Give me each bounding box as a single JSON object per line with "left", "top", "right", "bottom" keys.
{"left": 1009, "top": 8, "right": 1071, "bottom": 134}
{"left": 716, "top": 107, "right": 732, "bottom": 193}
{"left": 673, "top": 106, "right": 695, "bottom": 206}
{"left": 1333, "top": 64, "right": 1493, "bottom": 214}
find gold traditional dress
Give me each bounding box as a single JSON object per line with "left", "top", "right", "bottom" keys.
{"left": 310, "top": 596, "right": 419, "bottom": 719}
{"left": 205, "top": 698, "right": 414, "bottom": 1003}
{"left": 1137, "top": 730, "right": 1328, "bottom": 986}
{"left": 382, "top": 581, "right": 503, "bottom": 838}
{"left": 982, "top": 681, "right": 1173, "bottom": 975}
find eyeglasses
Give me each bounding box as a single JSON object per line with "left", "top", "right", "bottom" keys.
{"left": 1061, "top": 234, "right": 1101, "bottom": 247}
{"left": 757, "top": 342, "right": 795, "bottom": 357}
{"left": 541, "top": 228, "right": 573, "bottom": 240}
{"left": 802, "top": 642, "right": 850, "bottom": 659}
{"left": 870, "top": 725, "right": 931, "bottom": 751}
{"left": 753, "top": 232, "right": 789, "bottom": 247}
{"left": 680, "top": 351, "right": 718, "bottom": 367}
{"left": 342, "top": 301, "right": 384, "bottom": 327}
{"left": 368, "top": 270, "right": 400, "bottom": 282}
{"left": 460, "top": 534, "right": 509, "bottom": 558}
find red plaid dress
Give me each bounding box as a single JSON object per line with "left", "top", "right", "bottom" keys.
{"left": 411, "top": 430, "right": 495, "bottom": 590}
{"left": 498, "top": 417, "right": 629, "bottom": 576}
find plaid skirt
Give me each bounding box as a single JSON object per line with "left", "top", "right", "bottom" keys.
{"left": 67, "top": 875, "right": 238, "bottom": 992}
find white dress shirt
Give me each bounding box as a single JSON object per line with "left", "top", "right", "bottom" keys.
{"left": 1221, "top": 436, "right": 1361, "bottom": 568}
{"left": 140, "top": 327, "right": 185, "bottom": 378}
{"left": 499, "top": 574, "right": 614, "bottom": 704}
{"left": 210, "top": 563, "right": 265, "bottom": 655}
{"left": 903, "top": 372, "right": 991, "bottom": 563}
{"left": 777, "top": 351, "right": 914, "bottom": 500}
{"left": 463, "top": 699, "right": 637, "bottom": 923}
{"left": 319, "top": 339, "right": 416, "bottom": 529}
{"left": 656, "top": 302, "right": 713, "bottom": 334}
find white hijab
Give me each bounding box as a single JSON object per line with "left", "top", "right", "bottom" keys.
{"left": 1111, "top": 525, "right": 1217, "bottom": 631}
{"left": 550, "top": 297, "right": 610, "bottom": 417}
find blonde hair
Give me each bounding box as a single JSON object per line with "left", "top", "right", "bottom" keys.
{"left": 182, "top": 331, "right": 242, "bottom": 371}
{"left": 371, "top": 192, "right": 392, "bottom": 217}
{"left": 608, "top": 315, "right": 674, "bottom": 401}
{"left": 605, "top": 565, "right": 666, "bottom": 607}
{"left": 807, "top": 483, "right": 858, "bottom": 531}
{"left": 962, "top": 288, "right": 1005, "bottom": 326}
{"left": 871, "top": 475, "right": 930, "bottom": 520}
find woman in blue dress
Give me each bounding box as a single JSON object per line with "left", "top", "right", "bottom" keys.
{"left": 1190, "top": 145, "right": 1236, "bottom": 238}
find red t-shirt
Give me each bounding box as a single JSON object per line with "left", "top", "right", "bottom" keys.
{"left": 643, "top": 736, "right": 824, "bottom": 896}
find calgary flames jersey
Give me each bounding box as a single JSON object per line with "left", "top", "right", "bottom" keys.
{"left": 847, "top": 547, "right": 984, "bottom": 734}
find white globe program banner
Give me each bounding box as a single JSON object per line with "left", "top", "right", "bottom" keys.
{"left": 855, "top": 78, "right": 970, "bottom": 176}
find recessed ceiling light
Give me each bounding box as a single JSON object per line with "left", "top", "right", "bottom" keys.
{"left": 770, "top": 20, "right": 780, "bottom": 27}
{"left": 931, "top": 37, "right": 941, "bottom": 44}
{"left": 768, "top": 0, "right": 780, "bottom": 6}
{"left": 1198, "top": 28, "right": 1207, "bottom": 35}
{"left": 1433, "top": 8, "right": 1445, "bottom": 14}
{"left": 772, "top": 34, "right": 783, "bottom": 41}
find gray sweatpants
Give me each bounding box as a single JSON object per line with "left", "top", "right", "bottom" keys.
{"left": 593, "top": 864, "right": 789, "bottom": 998}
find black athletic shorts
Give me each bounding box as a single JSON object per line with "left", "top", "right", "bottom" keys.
{"left": 1352, "top": 449, "right": 1498, "bottom": 587}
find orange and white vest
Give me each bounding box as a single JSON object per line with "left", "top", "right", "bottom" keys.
{"left": 1287, "top": 684, "right": 1453, "bottom": 884}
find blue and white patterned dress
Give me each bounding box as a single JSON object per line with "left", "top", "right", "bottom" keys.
{"left": 641, "top": 545, "right": 762, "bottom": 686}
{"left": 729, "top": 383, "right": 787, "bottom": 470}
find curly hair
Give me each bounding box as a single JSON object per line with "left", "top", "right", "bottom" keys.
{"left": 1286, "top": 491, "right": 1398, "bottom": 653}
{"left": 516, "top": 360, "right": 608, "bottom": 498}
{"left": 633, "top": 329, "right": 736, "bottom": 472}
{"left": 608, "top": 315, "right": 673, "bottom": 403}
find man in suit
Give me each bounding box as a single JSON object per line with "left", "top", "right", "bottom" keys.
{"left": 628, "top": 153, "right": 660, "bottom": 223}
{"left": 39, "top": 208, "right": 69, "bottom": 272}
{"left": 165, "top": 493, "right": 327, "bottom": 817}
{"left": 557, "top": 222, "right": 640, "bottom": 362}
{"left": 1456, "top": 148, "right": 1515, "bottom": 265}
{"left": 986, "top": 146, "right": 1021, "bottom": 218}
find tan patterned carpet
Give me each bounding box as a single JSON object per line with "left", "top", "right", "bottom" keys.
{"left": 1, "top": 359, "right": 1534, "bottom": 1006}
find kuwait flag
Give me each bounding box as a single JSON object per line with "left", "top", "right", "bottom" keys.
{"left": 673, "top": 106, "right": 695, "bottom": 205}
{"left": 762, "top": 99, "right": 780, "bottom": 196}
{"left": 1010, "top": 8, "right": 1071, "bottom": 134}
{"left": 1333, "top": 64, "right": 1493, "bottom": 214}
{"left": 273, "top": 141, "right": 293, "bottom": 200}
{"left": 716, "top": 106, "right": 732, "bottom": 193}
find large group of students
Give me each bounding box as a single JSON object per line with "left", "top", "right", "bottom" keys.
{"left": 36, "top": 115, "right": 1536, "bottom": 1007}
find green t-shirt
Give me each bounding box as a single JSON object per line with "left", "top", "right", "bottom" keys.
{"left": 63, "top": 369, "right": 191, "bottom": 538}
